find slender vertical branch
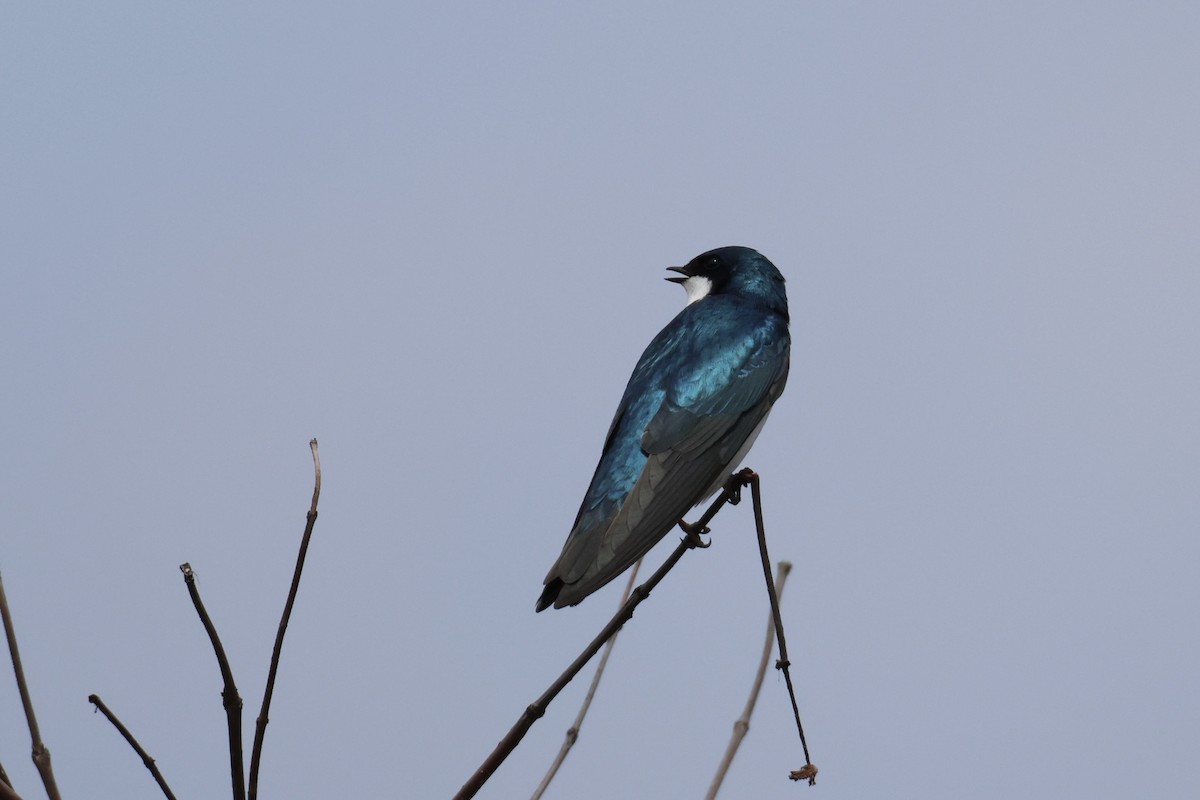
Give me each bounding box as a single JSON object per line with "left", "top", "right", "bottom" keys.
{"left": 454, "top": 473, "right": 750, "bottom": 800}
{"left": 180, "top": 563, "right": 246, "bottom": 800}
{"left": 746, "top": 472, "right": 817, "bottom": 785}
{"left": 248, "top": 439, "right": 322, "bottom": 800}
{"left": 0, "top": 759, "right": 12, "bottom": 789}
{"left": 705, "top": 561, "right": 793, "bottom": 799}
{"left": 531, "top": 558, "right": 642, "bottom": 799}
{"left": 0, "top": 570, "right": 63, "bottom": 800}
{"left": 87, "top": 694, "right": 178, "bottom": 800}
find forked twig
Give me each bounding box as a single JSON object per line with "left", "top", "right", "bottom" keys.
{"left": 746, "top": 472, "right": 817, "bottom": 785}
{"left": 454, "top": 472, "right": 751, "bottom": 800}
{"left": 248, "top": 438, "right": 322, "bottom": 800}
{"left": 531, "top": 559, "right": 643, "bottom": 799}
{"left": 87, "top": 694, "right": 178, "bottom": 800}
{"left": 705, "top": 561, "right": 793, "bottom": 799}
{"left": 180, "top": 562, "right": 246, "bottom": 800}
{"left": 0, "top": 570, "right": 63, "bottom": 800}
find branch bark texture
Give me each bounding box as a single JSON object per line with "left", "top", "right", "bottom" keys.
{"left": 0, "top": 570, "right": 63, "bottom": 800}
{"left": 454, "top": 472, "right": 752, "bottom": 800}
{"left": 180, "top": 563, "right": 246, "bottom": 800}
{"left": 531, "top": 559, "right": 642, "bottom": 799}
{"left": 88, "top": 694, "right": 178, "bottom": 800}
{"left": 705, "top": 560, "right": 792, "bottom": 799}
{"left": 247, "top": 439, "right": 321, "bottom": 800}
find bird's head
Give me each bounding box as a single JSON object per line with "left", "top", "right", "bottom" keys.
{"left": 666, "top": 246, "right": 788, "bottom": 318}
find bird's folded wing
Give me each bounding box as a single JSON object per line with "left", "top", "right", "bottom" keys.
{"left": 557, "top": 335, "right": 789, "bottom": 602}
{"left": 642, "top": 334, "right": 789, "bottom": 453}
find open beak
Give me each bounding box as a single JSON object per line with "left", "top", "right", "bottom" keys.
{"left": 665, "top": 265, "right": 691, "bottom": 284}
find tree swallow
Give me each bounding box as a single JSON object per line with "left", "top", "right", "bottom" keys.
{"left": 537, "top": 246, "right": 790, "bottom": 611}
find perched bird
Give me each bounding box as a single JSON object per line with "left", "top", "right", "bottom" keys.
{"left": 537, "top": 246, "right": 790, "bottom": 611}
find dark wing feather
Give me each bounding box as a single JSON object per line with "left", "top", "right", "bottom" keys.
{"left": 548, "top": 330, "right": 788, "bottom": 608}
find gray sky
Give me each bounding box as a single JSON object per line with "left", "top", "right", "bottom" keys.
{"left": 3, "top": 3, "right": 1198, "bottom": 798}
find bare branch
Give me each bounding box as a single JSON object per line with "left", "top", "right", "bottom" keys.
{"left": 531, "top": 559, "right": 642, "bottom": 799}
{"left": 0, "top": 570, "right": 63, "bottom": 800}
{"left": 705, "top": 561, "right": 793, "bottom": 799}
{"left": 87, "top": 694, "right": 178, "bottom": 800}
{"left": 454, "top": 472, "right": 751, "bottom": 800}
{"left": 248, "top": 438, "right": 322, "bottom": 800}
{"left": 0, "top": 759, "right": 23, "bottom": 800}
{"left": 747, "top": 472, "right": 817, "bottom": 785}
{"left": 0, "top": 776, "right": 24, "bottom": 800}
{"left": 179, "top": 563, "right": 246, "bottom": 800}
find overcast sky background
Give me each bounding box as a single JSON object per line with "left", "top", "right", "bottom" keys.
{"left": 3, "top": 3, "right": 1198, "bottom": 799}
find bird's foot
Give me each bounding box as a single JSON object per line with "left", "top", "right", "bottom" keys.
{"left": 726, "top": 468, "right": 757, "bottom": 505}
{"left": 678, "top": 519, "right": 712, "bottom": 548}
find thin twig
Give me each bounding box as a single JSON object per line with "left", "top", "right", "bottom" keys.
{"left": 747, "top": 472, "right": 817, "bottom": 785}
{"left": 454, "top": 472, "right": 751, "bottom": 800}
{"left": 0, "top": 777, "right": 23, "bottom": 800}
{"left": 531, "top": 559, "right": 642, "bottom": 799}
{"left": 0, "top": 759, "right": 11, "bottom": 789}
{"left": 87, "top": 694, "right": 178, "bottom": 800}
{"left": 705, "top": 561, "right": 793, "bottom": 799}
{"left": 180, "top": 562, "right": 246, "bottom": 800}
{"left": 248, "top": 439, "right": 322, "bottom": 800}
{"left": 0, "top": 570, "right": 63, "bottom": 800}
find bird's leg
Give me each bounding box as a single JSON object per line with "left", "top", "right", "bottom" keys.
{"left": 676, "top": 470, "right": 756, "bottom": 549}
{"left": 677, "top": 518, "right": 712, "bottom": 549}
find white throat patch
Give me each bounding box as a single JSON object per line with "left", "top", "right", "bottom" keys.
{"left": 681, "top": 275, "right": 713, "bottom": 305}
